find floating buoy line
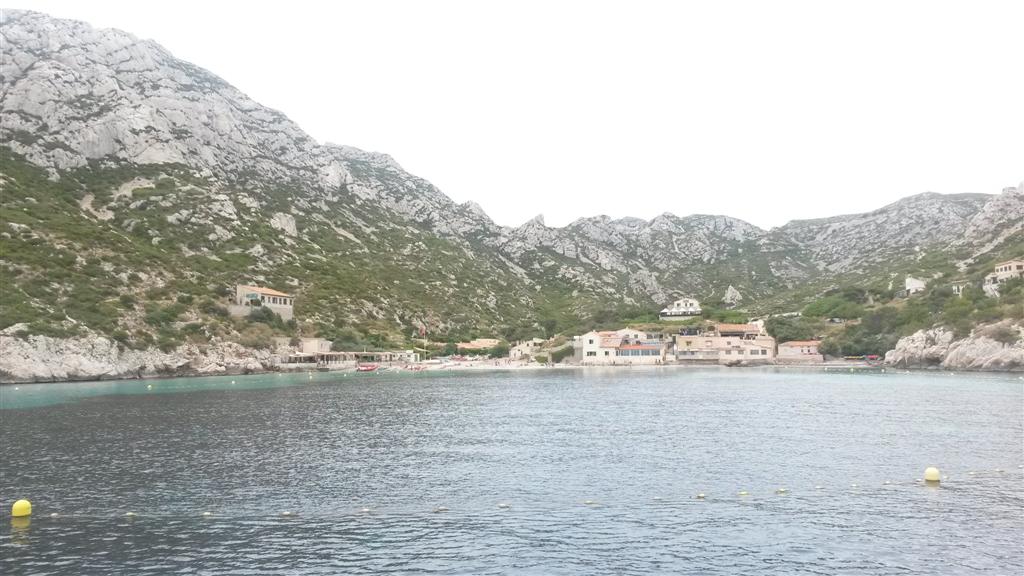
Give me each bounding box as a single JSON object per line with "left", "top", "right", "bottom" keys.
{"left": 7, "top": 466, "right": 1019, "bottom": 522}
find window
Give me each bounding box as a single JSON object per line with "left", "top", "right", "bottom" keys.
{"left": 588, "top": 339, "right": 594, "bottom": 345}
{"left": 761, "top": 350, "right": 767, "bottom": 355}
{"left": 725, "top": 350, "right": 732, "bottom": 355}
{"left": 685, "top": 340, "right": 692, "bottom": 346}
{"left": 604, "top": 351, "right": 610, "bottom": 356}
{"left": 586, "top": 351, "right": 596, "bottom": 357}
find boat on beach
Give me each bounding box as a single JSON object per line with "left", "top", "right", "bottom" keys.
{"left": 356, "top": 363, "right": 379, "bottom": 372}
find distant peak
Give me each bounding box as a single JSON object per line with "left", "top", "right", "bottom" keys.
{"left": 522, "top": 214, "right": 545, "bottom": 227}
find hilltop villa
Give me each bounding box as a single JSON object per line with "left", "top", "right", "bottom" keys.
{"left": 229, "top": 285, "right": 295, "bottom": 320}
{"left": 985, "top": 259, "right": 1024, "bottom": 286}
{"left": 659, "top": 297, "right": 702, "bottom": 321}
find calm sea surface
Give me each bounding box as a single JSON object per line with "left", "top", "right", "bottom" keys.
{"left": 1, "top": 368, "right": 1021, "bottom": 575}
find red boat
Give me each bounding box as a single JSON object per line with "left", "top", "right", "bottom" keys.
{"left": 356, "top": 363, "right": 379, "bottom": 372}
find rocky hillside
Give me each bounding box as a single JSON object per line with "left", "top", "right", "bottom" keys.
{"left": 1, "top": 10, "right": 1022, "bottom": 351}
{"left": 885, "top": 322, "right": 1024, "bottom": 371}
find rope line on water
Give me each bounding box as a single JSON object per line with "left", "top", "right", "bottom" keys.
{"left": 7, "top": 467, "right": 1020, "bottom": 523}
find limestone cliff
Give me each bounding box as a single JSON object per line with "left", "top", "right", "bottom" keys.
{"left": 0, "top": 324, "right": 276, "bottom": 383}
{"left": 884, "top": 322, "right": 1024, "bottom": 372}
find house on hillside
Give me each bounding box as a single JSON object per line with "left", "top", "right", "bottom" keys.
{"left": 984, "top": 259, "right": 1024, "bottom": 290}
{"left": 659, "top": 297, "right": 702, "bottom": 321}
{"left": 777, "top": 340, "right": 824, "bottom": 364}
{"left": 982, "top": 259, "right": 1023, "bottom": 297}
{"left": 905, "top": 276, "right": 927, "bottom": 295}
{"left": 229, "top": 285, "right": 295, "bottom": 320}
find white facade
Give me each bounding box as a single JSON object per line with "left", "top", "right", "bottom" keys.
{"left": 576, "top": 329, "right": 667, "bottom": 365}
{"left": 230, "top": 285, "right": 295, "bottom": 320}
{"left": 905, "top": 277, "right": 926, "bottom": 295}
{"left": 659, "top": 297, "right": 702, "bottom": 320}
{"left": 777, "top": 340, "right": 824, "bottom": 363}
{"left": 300, "top": 338, "right": 332, "bottom": 354}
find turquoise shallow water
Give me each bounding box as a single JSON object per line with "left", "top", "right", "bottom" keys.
{"left": 1, "top": 368, "right": 1022, "bottom": 574}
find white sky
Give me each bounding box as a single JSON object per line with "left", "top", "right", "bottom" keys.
{"left": 10, "top": 0, "right": 1024, "bottom": 229}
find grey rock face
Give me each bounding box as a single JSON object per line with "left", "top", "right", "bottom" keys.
{"left": 884, "top": 323, "right": 1023, "bottom": 371}
{"left": 0, "top": 326, "right": 276, "bottom": 383}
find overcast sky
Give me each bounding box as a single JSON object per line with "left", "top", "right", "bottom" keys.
{"left": 12, "top": 0, "right": 1024, "bottom": 229}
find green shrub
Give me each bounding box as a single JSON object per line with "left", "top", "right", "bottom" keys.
{"left": 986, "top": 326, "right": 1019, "bottom": 346}
{"left": 199, "top": 299, "right": 229, "bottom": 317}
{"left": 235, "top": 323, "right": 274, "bottom": 349}
{"left": 144, "top": 303, "right": 185, "bottom": 326}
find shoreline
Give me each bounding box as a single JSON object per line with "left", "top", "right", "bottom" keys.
{"left": 3, "top": 358, "right": 1019, "bottom": 386}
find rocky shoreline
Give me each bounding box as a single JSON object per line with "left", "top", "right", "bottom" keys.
{"left": 884, "top": 322, "right": 1024, "bottom": 372}
{"left": 0, "top": 325, "right": 276, "bottom": 384}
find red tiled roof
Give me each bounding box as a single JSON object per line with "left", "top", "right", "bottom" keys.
{"left": 240, "top": 285, "right": 292, "bottom": 297}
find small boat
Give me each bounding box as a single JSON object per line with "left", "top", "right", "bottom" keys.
{"left": 356, "top": 363, "right": 379, "bottom": 372}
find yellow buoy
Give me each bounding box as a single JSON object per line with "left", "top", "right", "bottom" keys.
{"left": 738, "top": 491, "right": 749, "bottom": 496}
{"left": 11, "top": 499, "right": 31, "bottom": 517}
{"left": 696, "top": 493, "right": 705, "bottom": 499}
{"left": 775, "top": 487, "right": 788, "bottom": 494}
{"left": 924, "top": 467, "right": 941, "bottom": 483}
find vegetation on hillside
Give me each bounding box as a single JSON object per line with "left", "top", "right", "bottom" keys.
{"left": 819, "top": 280, "right": 1023, "bottom": 356}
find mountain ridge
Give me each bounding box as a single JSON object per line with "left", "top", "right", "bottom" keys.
{"left": 1, "top": 10, "right": 1021, "bottom": 348}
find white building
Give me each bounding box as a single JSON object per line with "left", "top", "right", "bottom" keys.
{"left": 777, "top": 340, "right": 824, "bottom": 363}
{"left": 299, "top": 337, "right": 332, "bottom": 354}
{"left": 229, "top": 285, "right": 295, "bottom": 320}
{"left": 575, "top": 328, "right": 667, "bottom": 365}
{"left": 905, "top": 277, "right": 927, "bottom": 295}
{"left": 659, "top": 297, "right": 702, "bottom": 321}
{"left": 674, "top": 323, "right": 776, "bottom": 364}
